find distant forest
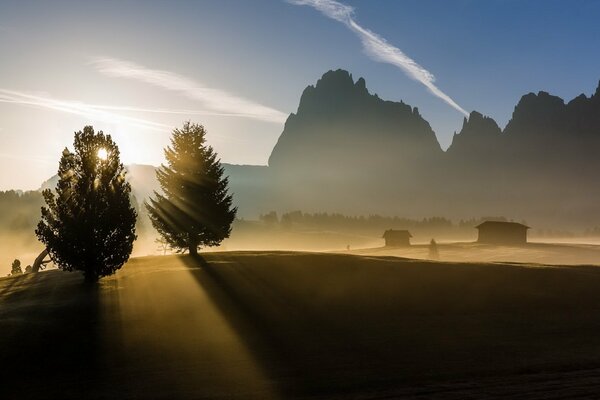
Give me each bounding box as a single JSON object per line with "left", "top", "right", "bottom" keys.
{"left": 248, "top": 211, "right": 585, "bottom": 238}
{"left": 249, "top": 211, "right": 508, "bottom": 236}
{"left": 0, "top": 190, "right": 43, "bottom": 232}
{"left": 0, "top": 191, "right": 596, "bottom": 239}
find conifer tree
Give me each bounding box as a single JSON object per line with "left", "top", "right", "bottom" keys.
{"left": 146, "top": 122, "right": 236, "bottom": 256}
{"left": 10, "top": 259, "right": 22, "bottom": 276}
{"left": 36, "top": 126, "right": 137, "bottom": 282}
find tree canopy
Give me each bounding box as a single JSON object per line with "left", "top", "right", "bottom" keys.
{"left": 10, "top": 259, "right": 22, "bottom": 276}
{"left": 146, "top": 122, "right": 236, "bottom": 255}
{"left": 36, "top": 126, "right": 137, "bottom": 282}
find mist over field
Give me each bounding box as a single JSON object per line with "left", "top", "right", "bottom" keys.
{"left": 5, "top": 70, "right": 600, "bottom": 275}
{"left": 3, "top": 1, "right": 600, "bottom": 398}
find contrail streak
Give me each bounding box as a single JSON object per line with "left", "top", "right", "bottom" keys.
{"left": 0, "top": 89, "right": 170, "bottom": 131}
{"left": 288, "top": 0, "right": 469, "bottom": 116}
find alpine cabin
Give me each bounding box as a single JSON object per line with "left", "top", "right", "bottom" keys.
{"left": 475, "top": 221, "right": 529, "bottom": 245}
{"left": 383, "top": 229, "right": 412, "bottom": 247}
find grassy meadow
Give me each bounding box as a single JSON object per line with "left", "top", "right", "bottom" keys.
{"left": 3, "top": 252, "right": 600, "bottom": 398}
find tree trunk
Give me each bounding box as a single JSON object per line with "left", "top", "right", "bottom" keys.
{"left": 32, "top": 249, "right": 49, "bottom": 273}
{"left": 188, "top": 233, "right": 199, "bottom": 257}
{"left": 84, "top": 270, "right": 98, "bottom": 284}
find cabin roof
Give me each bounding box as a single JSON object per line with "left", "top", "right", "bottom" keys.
{"left": 382, "top": 229, "right": 412, "bottom": 238}
{"left": 475, "top": 221, "right": 530, "bottom": 230}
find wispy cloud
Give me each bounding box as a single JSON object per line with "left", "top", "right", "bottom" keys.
{"left": 90, "top": 57, "right": 288, "bottom": 124}
{"left": 0, "top": 89, "right": 274, "bottom": 137}
{"left": 89, "top": 104, "right": 284, "bottom": 119}
{"left": 0, "top": 89, "right": 172, "bottom": 131}
{"left": 288, "top": 0, "right": 469, "bottom": 117}
{"left": 0, "top": 151, "right": 55, "bottom": 165}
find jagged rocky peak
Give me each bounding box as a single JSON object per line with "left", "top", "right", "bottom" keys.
{"left": 303, "top": 69, "right": 364, "bottom": 98}
{"left": 592, "top": 80, "right": 600, "bottom": 100}
{"left": 505, "top": 90, "right": 566, "bottom": 132}
{"left": 314, "top": 69, "right": 361, "bottom": 91}
{"left": 518, "top": 91, "right": 565, "bottom": 110}
{"left": 446, "top": 111, "right": 501, "bottom": 155}
{"left": 355, "top": 77, "right": 367, "bottom": 93}
{"left": 296, "top": 69, "right": 371, "bottom": 114}
{"left": 268, "top": 69, "right": 443, "bottom": 169}
{"left": 461, "top": 111, "right": 501, "bottom": 136}
{"left": 570, "top": 80, "right": 600, "bottom": 103}
{"left": 568, "top": 93, "right": 589, "bottom": 106}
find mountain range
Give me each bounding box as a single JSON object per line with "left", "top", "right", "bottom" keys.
{"left": 40, "top": 69, "right": 600, "bottom": 229}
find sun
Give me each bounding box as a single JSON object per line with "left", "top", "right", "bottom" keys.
{"left": 97, "top": 148, "right": 108, "bottom": 161}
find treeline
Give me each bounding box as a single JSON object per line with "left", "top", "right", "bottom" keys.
{"left": 251, "top": 212, "right": 600, "bottom": 239}
{"left": 253, "top": 211, "right": 517, "bottom": 236}
{"left": 0, "top": 189, "right": 150, "bottom": 234}
{"left": 0, "top": 190, "right": 44, "bottom": 231}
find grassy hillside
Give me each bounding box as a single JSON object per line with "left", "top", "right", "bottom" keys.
{"left": 3, "top": 252, "right": 600, "bottom": 398}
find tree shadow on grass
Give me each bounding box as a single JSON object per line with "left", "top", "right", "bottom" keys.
{"left": 0, "top": 271, "right": 104, "bottom": 399}
{"left": 180, "top": 254, "right": 298, "bottom": 397}
{"left": 179, "top": 253, "right": 396, "bottom": 398}
{"left": 179, "top": 252, "right": 600, "bottom": 399}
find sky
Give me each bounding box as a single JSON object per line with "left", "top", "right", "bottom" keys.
{"left": 1, "top": 0, "right": 600, "bottom": 190}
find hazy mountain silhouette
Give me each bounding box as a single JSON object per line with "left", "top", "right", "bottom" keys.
{"left": 445, "top": 81, "right": 600, "bottom": 226}
{"left": 269, "top": 69, "right": 442, "bottom": 173}
{"left": 36, "top": 73, "right": 600, "bottom": 228}
{"left": 265, "top": 70, "right": 448, "bottom": 215}
{"left": 447, "top": 111, "right": 502, "bottom": 160}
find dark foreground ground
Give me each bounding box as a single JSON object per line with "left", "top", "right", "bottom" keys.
{"left": 3, "top": 252, "right": 600, "bottom": 399}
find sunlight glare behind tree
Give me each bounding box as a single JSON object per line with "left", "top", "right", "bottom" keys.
{"left": 97, "top": 148, "right": 108, "bottom": 161}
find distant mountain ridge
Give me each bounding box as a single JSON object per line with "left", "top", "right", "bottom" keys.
{"left": 262, "top": 70, "right": 600, "bottom": 228}
{"left": 38, "top": 70, "right": 600, "bottom": 228}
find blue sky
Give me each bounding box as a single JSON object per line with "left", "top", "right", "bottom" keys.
{"left": 1, "top": 0, "right": 599, "bottom": 189}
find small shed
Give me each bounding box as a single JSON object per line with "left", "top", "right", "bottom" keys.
{"left": 475, "top": 221, "right": 530, "bottom": 245}
{"left": 383, "top": 229, "right": 412, "bottom": 247}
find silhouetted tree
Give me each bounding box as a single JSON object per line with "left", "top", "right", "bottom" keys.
{"left": 259, "top": 211, "right": 279, "bottom": 226}
{"left": 146, "top": 122, "right": 236, "bottom": 256}
{"left": 36, "top": 126, "right": 137, "bottom": 283}
{"left": 155, "top": 237, "right": 171, "bottom": 256}
{"left": 10, "top": 259, "right": 22, "bottom": 275}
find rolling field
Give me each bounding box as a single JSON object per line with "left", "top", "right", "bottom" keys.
{"left": 352, "top": 241, "right": 600, "bottom": 265}
{"left": 3, "top": 252, "right": 600, "bottom": 398}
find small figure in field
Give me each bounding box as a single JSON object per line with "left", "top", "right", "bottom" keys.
{"left": 428, "top": 239, "right": 439, "bottom": 260}
{"left": 346, "top": 244, "right": 350, "bottom": 251}
{"left": 10, "top": 259, "right": 22, "bottom": 276}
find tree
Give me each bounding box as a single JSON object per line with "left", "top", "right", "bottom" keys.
{"left": 10, "top": 259, "right": 22, "bottom": 275}
{"left": 259, "top": 211, "right": 279, "bottom": 226}
{"left": 146, "top": 122, "right": 236, "bottom": 256}
{"left": 155, "top": 237, "right": 171, "bottom": 256}
{"left": 36, "top": 126, "right": 137, "bottom": 283}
